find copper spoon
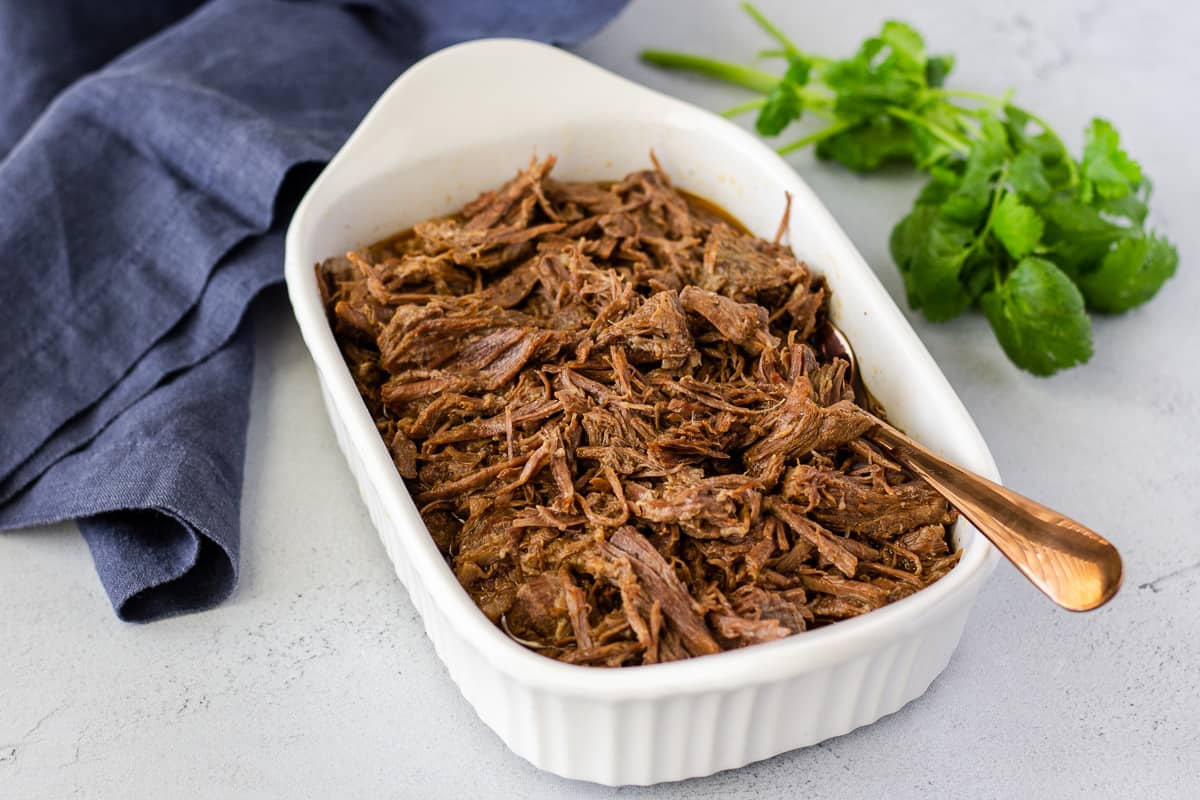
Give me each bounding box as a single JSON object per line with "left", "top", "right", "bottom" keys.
{"left": 816, "top": 322, "right": 1123, "bottom": 611}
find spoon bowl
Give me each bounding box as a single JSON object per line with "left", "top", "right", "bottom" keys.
{"left": 817, "top": 320, "right": 1123, "bottom": 611}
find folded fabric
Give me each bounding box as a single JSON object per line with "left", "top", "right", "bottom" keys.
{"left": 0, "top": 0, "right": 626, "bottom": 621}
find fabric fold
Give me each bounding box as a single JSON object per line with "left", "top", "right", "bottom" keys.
{"left": 0, "top": 165, "right": 319, "bottom": 506}
{"left": 2, "top": 326, "right": 252, "bottom": 620}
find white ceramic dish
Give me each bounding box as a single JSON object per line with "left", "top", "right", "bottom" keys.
{"left": 284, "top": 39, "right": 1001, "bottom": 785}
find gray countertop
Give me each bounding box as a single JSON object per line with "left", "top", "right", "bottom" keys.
{"left": 2, "top": 0, "right": 1197, "bottom": 796}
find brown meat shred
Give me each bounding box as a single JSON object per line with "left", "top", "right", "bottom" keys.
{"left": 317, "top": 156, "right": 960, "bottom": 666}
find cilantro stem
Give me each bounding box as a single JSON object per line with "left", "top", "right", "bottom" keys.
{"left": 928, "top": 88, "right": 1005, "bottom": 107}
{"left": 757, "top": 48, "right": 833, "bottom": 67}
{"left": 722, "top": 98, "right": 767, "bottom": 118}
{"left": 795, "top": 90, "right": 835, "bottom": 116}
{"left": 972, "top": 169, "right": 1010, "bottom": 260}
{"left": 777, "top": 120, "right": 858, "bottom": 155}
{"left": 951, "top": 110, "right": 984, "bottom": 140}
{"left": 724, "top": 93, "right": 833, "bottom": 121}
{"left": 885, "top": 106, "right": 971, "bottom": 155}
{"left": 639, "top": 50, "right": 779, "bottom": 94}
{"left": 741, "top": 2, "right": 804, "bottom": 58}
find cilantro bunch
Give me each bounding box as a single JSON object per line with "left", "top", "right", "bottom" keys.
{"left": 641, "top": 4, "right": 1177, "bottom": 376}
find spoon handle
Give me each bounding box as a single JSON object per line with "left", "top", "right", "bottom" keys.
{"left": 867, "top": 418, "right": 1123, "bottom": 611}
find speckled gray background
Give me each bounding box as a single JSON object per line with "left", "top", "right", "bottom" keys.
{"left": 2, "top": 1, "right": 1197, "bottom": 797}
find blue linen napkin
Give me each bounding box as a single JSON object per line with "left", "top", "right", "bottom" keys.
{"left": 0, "top": 0, "right": 626, "bottom": 621}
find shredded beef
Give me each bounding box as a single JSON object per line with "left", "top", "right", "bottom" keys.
{"left": 317, "top": 155, "right": 960, "bottom": 666}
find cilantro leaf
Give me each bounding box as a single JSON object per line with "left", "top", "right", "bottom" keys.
{"left": 825, "top": 62, "right": 921, "bottom": 117}
{"left": 1008, "top": 149, "right": 1051, "bottom": 204}
{"left": 926, "top": 163, "right": 961, "bottom": 188}
{"left": 1080, "top": 117, "right": 1143, "bottom": 203}
{"left": 991, "top": 192, "right": 1044, "bottom": 259}
{"left": 960, "top": 247, "right": 1004, "bottom": 300}
{"left": 824, "top": 22, "right": 929, "bottom": 118}
{"left": 938, "top": 180, "right": 991, "bottom": 225}
{"left": 755, "top": 54, "right": 811, "bottom": 136}
{"left": 1095, "top": 180, "right": 1151, "bottom": 226}
{"left": 1039, "top": 198, "right": 1132, "bottom": 277}
{"left": 815, "top": 116, "right": 915, "bottom": 171}
{"left": 982, "top": 257, "right": 1093, "bottom": 376}
{"left": 910, "top": 214, "right": 976, "bottom": 321}
{"left": 1004, "top": 105, "right": 1074, "bottom": 191}
{"left": 973, "top": 116, "right": 1012, "bottom": 164}
{"left": 756, "top": 82, "right": 803, "bottom": 136}
{"left": 879, "top": 21, "right": 928, "bottom": 74}
{"left": 890, "top": 205, "right": 935, "bottom": 267}
{"left": 924, "top": 54, "right": 954, "bottom": 88}
{"left": 783, "top": 56, "right": 811, "bottom": 85}
{"left": 889, "top": 204, "right": 938, "bottom": 307}
{"left": 1076, "top": 233, "right": 1178, "bottom": 313}
{"left": 916, "top": 173, "right": 957, "bottom": 205}
{"left": 939, "top": 119, "right": 1009, "bottom": 222}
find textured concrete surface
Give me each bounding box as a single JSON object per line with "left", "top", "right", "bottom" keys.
{"left": 2, "top": 1, "right": 1197, "bottom": 797}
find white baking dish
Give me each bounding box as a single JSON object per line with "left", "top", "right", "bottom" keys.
{"left": 284, "top": 39, "right": 1001, "bottom": 785}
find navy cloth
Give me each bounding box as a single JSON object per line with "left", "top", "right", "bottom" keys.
{"left": 0, "top": 0, "right": 625, "bottom": 621}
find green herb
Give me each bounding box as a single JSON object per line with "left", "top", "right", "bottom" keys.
{"left": 640, "top": 3, "right": 1176, "bottom": 376}
{"left": 982, "top": 258, "right": 1093, "bottom": 376}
